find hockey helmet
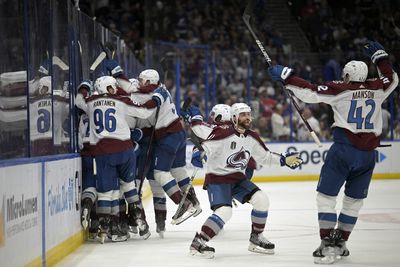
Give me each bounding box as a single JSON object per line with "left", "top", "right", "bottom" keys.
{"left": 78, "top": 80, "right": 93, "bottom": 92}
{"left": 210, "top": 104, "right": 231, "bottom": 122}
{"left": 138, "top": 69, "right": 160, "bottom": 85}
{"left": 38, "top": 76, "right": 51, "bottom": 95}
{"left": 342, "top": 60, "right": 368, "bottom": 82}
{"left": 231, "top": 103, "right": 251, "bottom": 124}
{"left": 94, "top": 76, "right": 117, "bottom": 94}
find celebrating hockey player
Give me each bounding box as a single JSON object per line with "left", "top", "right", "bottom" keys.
{"left": 189, "top": 102, "right": 303, "bottom": 258}
{"left": 75, "top": 75, "right": 169, "bottom": 242}
{"left": 105, "top": 59, "right": 202, "bottom": 225}
{"left": 268, "top": 40, "right": 399, "bottom": 264}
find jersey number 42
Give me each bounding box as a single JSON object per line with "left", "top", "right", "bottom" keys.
{"left": 347, "top": 99, "right": 375, "bottom": 130}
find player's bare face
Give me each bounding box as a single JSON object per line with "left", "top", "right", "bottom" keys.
{"left": 237, "top": 112, "right": 252, "bottom": 131}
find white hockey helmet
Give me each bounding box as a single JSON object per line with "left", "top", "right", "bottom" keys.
{"left": 210, "top": 104, "right": 231, "bottom": 122}
{"left": 231, "top": 103, "right": 251, "bottom": 123}
{"left": 139, "top": 69, "right": 160, "bottom": 85}
{"left": 94, "top": 76, "right": 117, "bottom": 94}
{"left": 342, "top": 60, "right": 368, "bottom": 82}
{"left": 38, "top": 76, "right": 51, "bottom": 95}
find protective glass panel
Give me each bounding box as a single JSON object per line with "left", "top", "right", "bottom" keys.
{"left": 0, "top": 1, "right": 28, "bottom": 159}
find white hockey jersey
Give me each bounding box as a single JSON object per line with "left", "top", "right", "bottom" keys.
{"left": 75, "top": 93, "right": 157, "bottom": 155}
{"left": 285, "top": 59, "right": 398, "bottom": 150}
{"left": 202, "top": 124, "right": 281, "bottom": 186}
{"left": 29, "top": 95, "right": 52, "bottom": 141}
{"left": 129, "top": 86, "right": 183, "bottom": 139}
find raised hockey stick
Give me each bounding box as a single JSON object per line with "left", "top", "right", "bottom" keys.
{"left": 242, "top": 0, "right": 322, "bottom": 147}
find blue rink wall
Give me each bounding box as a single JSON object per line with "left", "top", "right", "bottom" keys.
{"left": 0, "top": 142, "right": 399, "bottom": 267}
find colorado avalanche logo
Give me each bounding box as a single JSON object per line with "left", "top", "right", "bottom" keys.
{"left": 225, "top": 147, "right": 251, "bottom": 170}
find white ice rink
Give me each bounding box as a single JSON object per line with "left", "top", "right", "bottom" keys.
{"left": 57, "top": 180, "right": 400, "bottom": 267}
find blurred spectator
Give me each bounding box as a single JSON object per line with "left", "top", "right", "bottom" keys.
{"left": 271, "top": 103, "right": 290, "bottom": 141}
{"left": 296, "top": 107, "right": 321, "bottom": 141}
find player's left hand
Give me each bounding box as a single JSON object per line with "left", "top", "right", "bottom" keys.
{"left": 280, "top": 152, "right": 303, "bottom": 169}
{"left": 104, "top": 59, "right": 123, "bottom": 77}
{"left": 268, "top": 65, "right": 294, "bottom": 82}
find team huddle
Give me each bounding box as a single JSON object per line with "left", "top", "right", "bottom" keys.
{"left": 76, "top": 40, "right": 398, "bottom": 264}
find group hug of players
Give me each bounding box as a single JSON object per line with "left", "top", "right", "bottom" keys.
{"left": 76, "top": 39, "right": 398, "bottom": 264}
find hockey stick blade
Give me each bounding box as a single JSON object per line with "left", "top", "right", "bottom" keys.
{"left": 52, "top": 56, "right": 69, "bottom": 71}
{"left": 89, "top": 52, "right": 106, "bottom": 71}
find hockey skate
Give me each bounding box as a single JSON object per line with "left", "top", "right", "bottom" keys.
{"left": 155, "top": 212, "right": 166, "bottom": 238}
{"left": 187, "top": 187, "right": 202, "bottom": 217}
{"left": 248, "top": 232, "right": 275, "bottom": 254}
{"left": 332, "top": 229, "right": 350, "bottom": 259}
{"left": 109, "top": 217, "right": 129, "bottom": 242}
{"left": 189, "top": 232, "right": 215, "bottom": 259}
{"left": 171, "top": 198, "right": 197, "bottom": 225}
{"left": 87, "top": 219, "right": 100, "bottom": 241}
{"left": 129, "top": 203, "right": 151, "bottom": 240}
{"left": 313, "top": 236, "right": 336, "bottom": 264}
{"left": 81, "top": 198, "right": 93, "bottom": 230}
{"left": 98, "top": 217, "right": 111, "bottom": 244}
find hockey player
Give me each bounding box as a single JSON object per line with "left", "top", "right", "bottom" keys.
{"left": 183, "top": 103, "right": 259, "bottom": 181}
{"left": 189, "top": 103, "right": 303, "bottom": 258}
{"left": 29, "top": 76, "right": 53, "bottom": 156}
{"left": 75, "top": 75, "right": 169, "bottom": 242}
{"left": 268, "top": 40, "right": 398, "bottom": 264}
{"left": 76, "top": 80, "right": 98, "bottom": 233}
{"left": 105, "top": 60, "right": 202, "bottom": 225}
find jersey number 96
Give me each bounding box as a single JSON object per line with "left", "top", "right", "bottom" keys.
{"left": 94, "top": 108, "right": 116, "bottom": 134}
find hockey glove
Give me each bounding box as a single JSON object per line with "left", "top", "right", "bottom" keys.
{"left": 280, "top": 152, "right": 303, "bottom": 169}
{"left": 191, "top": 148, "right": 207, "bottom": 168}
{"left": 152, "top": 86, "right": 170, "bottom": 106}
{"left": 268, "top": 65, "right": 294, "bottom": 82}
{"left": 180, "top": 105, "right": 203, "bottom": 123}
{"left": 104, "top": 59, "right": 123, "bottom": 77}
{"left": 130, "top": 128, "right": 143, "bottom": 142}
{"left": 364, "top": 40, "right": 388, "bottom": 63}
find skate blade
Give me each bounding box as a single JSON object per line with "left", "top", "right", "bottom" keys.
{"left": 313, "top": 256, "right": 335, "bottom": 264}
{"left": 140, "top": 231, "right": 151, "bottom": 240}
{"left": 190, "top": 249, "right": 215, "bottom": 259}
{"left": 193, "top": 206, "right": 202, "bottom": 217}
{"left": 171, "top": 207, "right": 197, "bottom": 225}
{"left": 111, "top": 235, "right": 128, "bottom": 242}
{"left": 248, "top": 244, "right": 275, "bottom": 255}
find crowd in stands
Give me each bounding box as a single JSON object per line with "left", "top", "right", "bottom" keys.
{"left": 79, "top": 0, "right": 400, "bottom": 142}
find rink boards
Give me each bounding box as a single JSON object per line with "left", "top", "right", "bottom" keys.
{"left": 0, "top": 154, "right": 82, "bottom": 267}
{"left": 0, "top": 141, "right": 399, "bottom": 267}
